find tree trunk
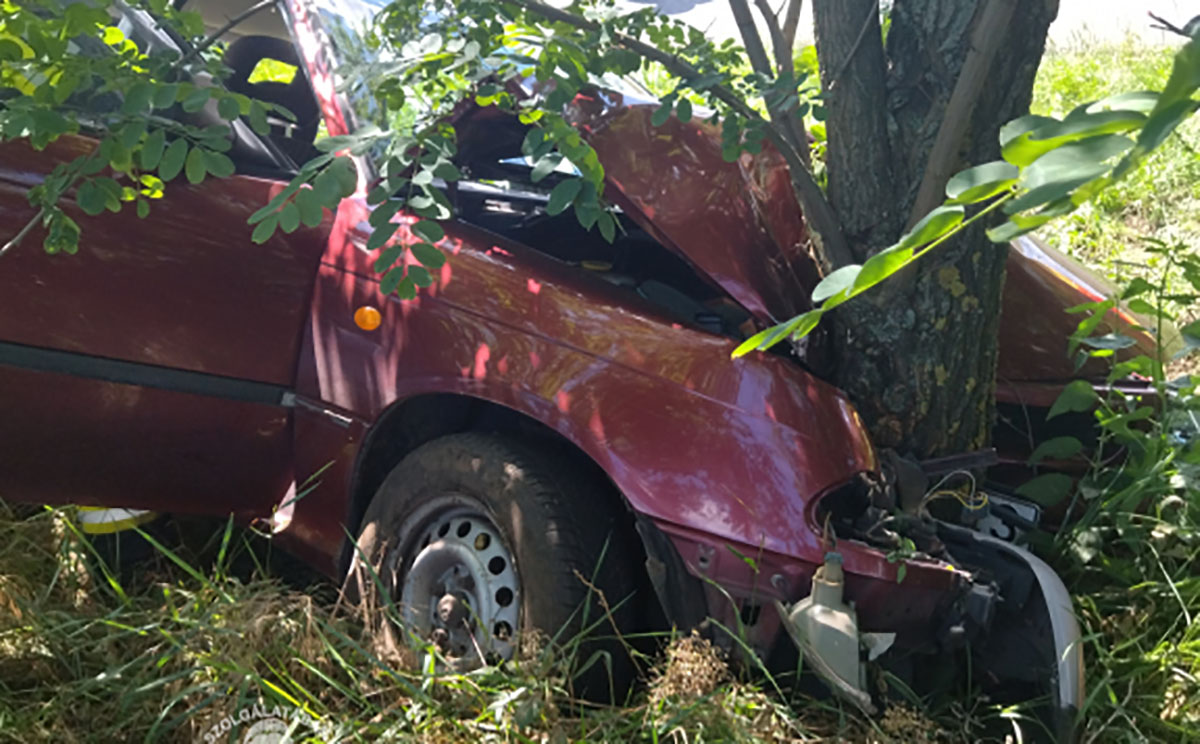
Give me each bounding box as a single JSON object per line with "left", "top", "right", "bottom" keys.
{"left": 812, "top": 0, "right": 1060, "bottom": 457}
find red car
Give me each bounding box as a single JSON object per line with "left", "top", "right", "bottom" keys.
{"left": 4, "top": 0, "right": 1147, "bottom": 735}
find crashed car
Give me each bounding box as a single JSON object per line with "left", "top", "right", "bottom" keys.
{"left": 4, "top": 0, "right": 1163, "bottom": 736}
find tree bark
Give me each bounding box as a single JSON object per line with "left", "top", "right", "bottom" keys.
{"left": 813, "top": 0, "right": 898, "bottom": 261}
{"left": 812, "top": 0, "right": 1059, "bottom": 457}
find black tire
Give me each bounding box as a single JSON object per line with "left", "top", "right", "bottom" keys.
{"left": 348, "top": 433, "right": 639, "bottom": 700}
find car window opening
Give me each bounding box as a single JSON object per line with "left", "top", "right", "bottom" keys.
{"left": 453, "top": 111, "right": 753, "bottom": 340}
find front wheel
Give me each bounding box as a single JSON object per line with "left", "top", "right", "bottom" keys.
{"left": 349, "top": 433, "right": 638, "bottom": 694}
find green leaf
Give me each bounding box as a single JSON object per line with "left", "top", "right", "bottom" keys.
{"left": 575, "top": 205, "right": 601, "bottom": 230}
{"left": 896, "top": 205, "right": 965, "bottom": 251}
{"left": 373, "top": 245, "right": 402, "bottom": 273}
{"left": 546, "top": 178, "right": 582, "bottom": 216}
{"left": 366, "top": 223, "right": 399, "bottom": 251}
{"left": 121, "top": 82, "right": 154, "bottom": 115}
{"left": 1121, "top": 277, "right": 1156, "bottom": 299}
{"left": 1029, "top": 436, "right": 1084, "bottom": 464}
{"left": 295, "top": 188, "right": 324, "bottom": 227}
{"left": 1081, "top": 333, "right": 1136, "bottom": 350}
{"left": 432, "top": 161, "right": 461, "bottom": 181}
{"left": 313, "top": 169, "right": 340, "bottom": 205}
{"left": 408, "top": 265, "right": 433, "bottom": 287}
{"left": 330, "top": 156, "right": 358, "bottom": 197}
{"left": 140, "top": 129, "right": 166, "bottom": 170}
{"left": 1002, "top": 110, "right": 1144, "bottom": 166}
{"left": 1015, "top": 473, "right": 1073, "bottom": 507}
{"left": 181, "top": 87, "right": 212, "bottom": 113}
{"left": 368, "top": 200, "right": 403, "bottom": 229}
{"left": 1047, "top": 379, "right": 1098, "bottom": 420}
{"left": 184, "top": 146, "right": 207, "bottom": 184}
{"left": 248, "top": 102, "right": 270, "bottom": 136}
{"left": 76, "top": 181, "right": 106, "bottom": 216}
{"left": 136, "top": 199, "right": 150, "bottom": 219}
{"left": 1087, "top": 91, "right": 1159, "bottom": 115}
{"left": 279, "top": 201, "right": 300, "bottom": 233}
{"left": 521, "top": 128, "right": 547, "bottom": 158}
{"left": 987, "top": 210, "right": 1060, "bottom": 243}
{"left": 945, "top": 161, "right": 1018, "bottom": 204}
{"left": 152, "top": 83, "right": 179, "bottom": 110}
{"left": 395, "top": 276, "right": 417, "bottom": 300}
{"left": 732, "top": 309, "right": 824, "bottom": 358}
{"left": 314, "top": 135, "right": 356, "bottom": 153}
{"left": 217, "top": 96, "right": 240, "bottom": 121}
{"left": 119, "top": 120, "right": 147, "bottom": 151}
{"left": 92, "top": 178, "right": 122, "bottom": 212}
{"left": 676, "top": 97, "right": 693, "bottom": 123}
{"left": 530, "top": 153, "right": 562, "bottom": 183}
{"left": 597, "top": 211, "right": 616, "bottom": 243}
{"left": 158, "top": 138, "right": 188, "bottom": 181}
{"left": 251, "top": 212, "right": 279, "bottom": 244}
{"left": 1005, "top": 134, "right": 1133, "bottom": 214}
{"left": 812, "top": 264, "right": 862, "bottom": 304}
{"left": 855, "top": 245, "right": 914, "bottom": 291}
{"left": 651, "top": 100, "right": 673, "bottom": 127}
{"left": 412, "top": 221, "right": 444, "bottom": 243}
{"left": 380, "top": 266, "right": 405, "bottom": 294}
{"left": 202, "top": 150, "right": 235, "bottom": 179}
{"left": 411, "top": 242, "right": 445, "bottom": 269}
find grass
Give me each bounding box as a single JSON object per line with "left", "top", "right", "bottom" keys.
{"left": 0, "top": 505, "right": 957, "bottom": 743}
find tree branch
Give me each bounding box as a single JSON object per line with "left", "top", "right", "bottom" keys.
{"left": 505, "top": 0, "right": 852, "bottom": 269}
{"left": 745, "top": 0, "right": 812, "bottom": 168}
{"left": 905, "top": 0, "right": 1017, "bottom": 230}
{"left": 177, "top": 0, "right": 279, "bottom": 66}
{"left": 727, "top": 0, "right": 776, "bottom": 81}
{"left": 782, "top": 0, "right": 803, "bottom": 52}
{"left": 752, "top": 0, "right": 791, "bottom": 73}
{"left": 1148, "top": 11, "right": 1191, "bottom": 38}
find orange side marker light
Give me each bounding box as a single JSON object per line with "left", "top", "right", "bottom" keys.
{"left": 354, "top": 306, "right": 382, "bottom": 331}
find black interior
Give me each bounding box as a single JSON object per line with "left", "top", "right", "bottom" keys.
{"left": 452, "top": 111, "right": 751, "bottom": 338}
{"left": 221, "top": 35, "right": 321, "bottom": 168}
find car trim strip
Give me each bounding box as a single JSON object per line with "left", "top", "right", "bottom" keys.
{"left": 0, "top": 341, "right": 291, "bottom": 406}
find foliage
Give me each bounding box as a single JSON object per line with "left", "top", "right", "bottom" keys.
{"left": 1022, "top": 241, "right": 1200, "bottom": 741}
{"left": 733, "top": 30, "right": 1200, "bottom": 357}
{"left": 7, "top": 0, "right": 1196, "bottom": 359}
{"left": 0, "top": 0, "right": 354, "bottom": 257}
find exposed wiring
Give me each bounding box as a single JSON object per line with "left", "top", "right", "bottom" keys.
{"left": 920, "top": 469, "right": 988, "bottom": 511}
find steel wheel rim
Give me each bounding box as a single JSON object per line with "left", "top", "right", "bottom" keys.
{"left": 395, "top": 497, "right": 520, "bottom": 668}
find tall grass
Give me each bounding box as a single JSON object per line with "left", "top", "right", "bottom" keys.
{"left": 0, "top": 504, "right": 936, "bottom": 743}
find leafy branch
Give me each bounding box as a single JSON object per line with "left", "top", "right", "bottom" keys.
{"left": 733, "top": 29, "right": 1200, "bottom": 358}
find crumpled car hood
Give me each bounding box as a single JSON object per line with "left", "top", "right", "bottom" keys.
{"left": 567, "top": 88, "right": 822, "bottom": 325}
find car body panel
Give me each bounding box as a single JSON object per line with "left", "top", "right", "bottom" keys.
{"left": 281, "top": 197, "right": 963, "bottom": 648}
{"left": 0, "top": 133, "right": 323, "bottom": 513}
{"left": 292, "top": 197, "right": 875, "bottom": 550}
{"left": 998, "top": 234, "right": 1162, "bottom": 386}
{"left": 0, "top": 136, "right": 328, "bottom": 385}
